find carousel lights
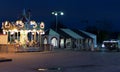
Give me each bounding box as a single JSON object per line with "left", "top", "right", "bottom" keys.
{"left": 37, "top": 31, "right": 39, "bottom": 34}
{"left": 30, "top": 20, "right": 37, "bottom": 28}
{"left": 5, "top": 21, "right": 9, "bottom": 24}
{"left": 32, "top": 32, "right": 34, "bottom": 35}
{"left": 13, "top": 28, "right": 18, "bottom": 32}
{"left": 16, "top": 20, "right": 24, "bottom": 28}
{"left": 16, "top": 20, "right": 21, "bottom": 24}
{"left": 28, "top": 30, "right": 31, "bottom": 32}
{"left": 2, "top": 20, "right": 45, "bottom": 32}
{"left": 10, "top": 31, "right": 14, "bottom": 35}
{"left": 32, "top": 29, "right": 36, "bottom": 32}
{"left": 3, "top": 30, "right": 6, "bottom": 34}
{"left": 1, "top": 10, "right": 46, "bottom": 45}
{"left": 30, "top": 21, "right": 36, "bottom": 25}
{"left": 39, "top": 29, "right": 45, "bottom": 35}
{"left": 2, "top": 19, "right": 45, "bottom": 44}
{"left": 3, "top": 31, "right": 6, "bottom": 35}
{"left": 8, "top": 30, "right": 11, "bottom": 32}
{"left": 20, "top": 30, "right": 24, "bottom": 32}
{"left": 39, "top": 29, "right": 42, "bottom": 33}
{"left": 41, "top": 31, "right": 45, "bottom": 35}
{"left": 4, "top": 21, "right": 11, "bottom": 28}
{"left": 40, "top": 22, "right": 45, "bottom": 29}
{"left": 40, "top": 32, "right": 44, "bottom": 35}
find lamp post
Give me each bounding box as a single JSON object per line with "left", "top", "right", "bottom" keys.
{"left": 52, "top": 11, "right": 64, "bottom": 31}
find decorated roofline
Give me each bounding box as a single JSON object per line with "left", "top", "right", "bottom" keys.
{"left": 2, "top": 21, "right": 45, "bottom": 31}
{"left": 1, "top": 9, "right": 45, "bottom": 34}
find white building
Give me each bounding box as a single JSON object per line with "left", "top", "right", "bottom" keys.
{"left": 43, "top": 28, "right": 97, "bottom": 51}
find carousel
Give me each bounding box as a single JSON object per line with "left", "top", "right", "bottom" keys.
{"left": 1, "top": 10, "right": 45, "bottom": 51}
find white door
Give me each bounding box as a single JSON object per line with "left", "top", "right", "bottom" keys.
{"left": 60, "top": 39, "right": 64, "bottom": 48}
{"left": 51, "top": 38, "right": 58, "bottom": 48}
{"left": 44, "top": 38, "right": 47, "bottom": 44}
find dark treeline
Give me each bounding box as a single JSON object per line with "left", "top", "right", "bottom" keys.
{"left": 85, "top": 26, "right": 120, "bottom": 43}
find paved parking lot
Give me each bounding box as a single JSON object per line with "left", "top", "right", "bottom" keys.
{"left": 0, "top": 49, "right": 120, "bottom": 72}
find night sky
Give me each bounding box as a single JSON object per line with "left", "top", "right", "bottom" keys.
{"left": 0, "top": 0, "right": 120, "bottom": 32}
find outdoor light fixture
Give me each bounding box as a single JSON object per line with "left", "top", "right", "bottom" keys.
{"left": 52, "top": 11, "right": 64, "bottom": 31}
{"left": 60, "top": 12, "right": 64, "bottom": 15}
{"left": 52, "top": 11, "right": 64, "bottom": 16}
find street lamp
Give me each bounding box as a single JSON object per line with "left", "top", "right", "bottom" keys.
{"left": 52, "top": 11, "right": 64, "bottom": 31}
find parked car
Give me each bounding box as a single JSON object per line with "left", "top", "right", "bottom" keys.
{"left": 102, "top": 40, "right": 120, "bottom": 51}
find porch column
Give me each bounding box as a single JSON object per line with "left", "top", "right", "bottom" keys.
{"left": 13, "top": 32, "right": 15, "bottom": 40}
{"left": 17, "top": 32, "right": 18, "bottom": 41}
{"left": 10, "top": 32, "right": 11, "bottom": 43}
{"left": 37, "top": 33, "right": 39, "bottom": 42}
{"left": 40, "top": 34, "right": 41, "bottom": 48}
{"left": 81, "top": 39, "right": 83, "bottom": 50}
{"left": 7, "top": 31, "right": 8, "bottom": 43}
{"left": 34, "top": 32, "right": 36, "bottom": 42}
{"left": 64, "top": 38, "right": 66, "bottom": 48}
{"left": 78, "top": 39, "right": 80, "bottom": 50}
{"left": 31, "top": 32, "right": 33, "bottom": 41}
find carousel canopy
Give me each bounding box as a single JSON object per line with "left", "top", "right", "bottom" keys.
{"left": 1, "top": 10, "right": 45, "bottom": 32}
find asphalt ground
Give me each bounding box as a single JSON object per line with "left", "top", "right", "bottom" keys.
{"left": 0, "top": 49, "right": 120, "bottom": 72}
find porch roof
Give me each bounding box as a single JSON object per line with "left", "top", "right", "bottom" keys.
{"left": 44, "top": 29, "right": 60, "bottom": 36}
{"left": 49, "top": 29, "right": 60, "bottom": 36}
{"left": 56, "top": 28, "right": 73, "bottom": 39}
{"left": 79, "top": 30, "right": 96, "bottom": 39}
{"left": 61, "top": 29, "right": 84, "bottom": 39}
{"left": 72, "top": 29, "right": 92, "bottom": 39}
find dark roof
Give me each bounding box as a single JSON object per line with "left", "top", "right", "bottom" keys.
{"left": 44, "top": 28, "right": 93, "bottom": 39}
{"left": 45, "top": 28, "right": 75, "bottom": 39}
{"left": 57, "top": 28, "right": 74, "bottom": 39}
{"left": 72, "top": 29, "right": 92, "bottom": 39}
